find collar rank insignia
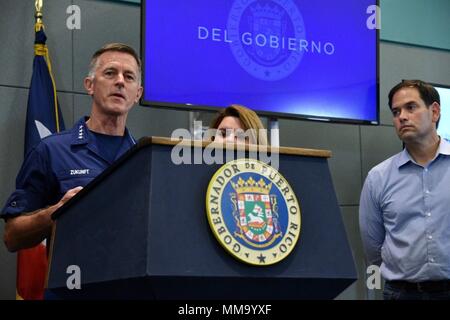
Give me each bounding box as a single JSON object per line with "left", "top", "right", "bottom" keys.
{"left": 206, "top": 158, "right": 301, "bottom": 265}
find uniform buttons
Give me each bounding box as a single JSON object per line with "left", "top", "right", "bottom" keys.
{"left": 426, "top": 212, "right": 431, "bottom": 217}
{"left": 428, "top": 235, "right": 433, "bottom": 240}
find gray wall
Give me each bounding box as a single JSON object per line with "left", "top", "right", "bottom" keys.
{"left": 380, "top": 0, "right": 450, "bottom": 50}
{"left": 0, "top": 0, "right": 449, "bottom": 299}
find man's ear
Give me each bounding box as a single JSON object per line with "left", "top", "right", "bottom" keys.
{"left": 431, "top": 102, "right": 440, "bottom": 124}
{"left": 84, "top": 77, "right": 94, "bottom": 96}
{"left": 134, "top": 86, "right": 143, "bottom": 104}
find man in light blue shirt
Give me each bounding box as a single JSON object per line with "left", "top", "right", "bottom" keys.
{"left": 360, "top": 80, "right": 450, "bottom": 300}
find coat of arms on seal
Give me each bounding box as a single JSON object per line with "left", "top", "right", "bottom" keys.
{"left": 206, "top": 159, "right": 301, "bottom": 265}
{"left": 232, "top": 177, "right": 282, "bottom": 248}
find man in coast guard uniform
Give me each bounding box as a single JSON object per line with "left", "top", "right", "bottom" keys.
{"left": 2, "top": 43, "right": 143, "bottom": 256}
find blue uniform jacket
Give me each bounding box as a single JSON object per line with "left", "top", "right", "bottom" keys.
{"left": 1, "top": 117, "right": 136, "bottom": 219}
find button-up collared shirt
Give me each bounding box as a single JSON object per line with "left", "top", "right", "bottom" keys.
{"left": 1, "top": 117, "right": 136, "bottom": 218}
{"left": 359, "top": 138, "right": 450, "bottom": 281}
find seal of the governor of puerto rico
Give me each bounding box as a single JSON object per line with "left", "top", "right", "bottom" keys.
{"left": 206, "top": 158, "right": 301, "bottom": 265}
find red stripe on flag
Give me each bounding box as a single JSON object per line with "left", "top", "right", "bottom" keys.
{"left": 16, "top": 244, "right": 48, "bottom": 300}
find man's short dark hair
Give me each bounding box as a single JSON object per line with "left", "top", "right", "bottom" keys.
{"left": 388, "top": 80, "right": 440, "bottom": 109}
{"left": 388, "top": 79, "right": 441, "bottom": 128}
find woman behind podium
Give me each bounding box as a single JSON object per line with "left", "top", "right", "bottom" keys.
{"left": 209, "top": 104, "right": 268, "bottom": 145}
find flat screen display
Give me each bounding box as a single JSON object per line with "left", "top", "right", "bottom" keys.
{"left": 436, "top": 84, "right": 450, "bottom": 141}
{"left": 141, "top": 0, "right": 379, "bottom": 124}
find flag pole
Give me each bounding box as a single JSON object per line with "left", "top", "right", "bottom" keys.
{"left": 33, "top": 0, "right": 61, "bottom": 132}
{"left": 35, "top": 0, "right": 43, "bottom": 24}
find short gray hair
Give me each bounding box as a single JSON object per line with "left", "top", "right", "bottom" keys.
{"left": 87, "top": 43, "right": 142, "bottom": 85}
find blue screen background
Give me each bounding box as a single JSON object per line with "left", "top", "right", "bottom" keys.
{"left": 143, "top": 0, "right": 378, "bottom": 123}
